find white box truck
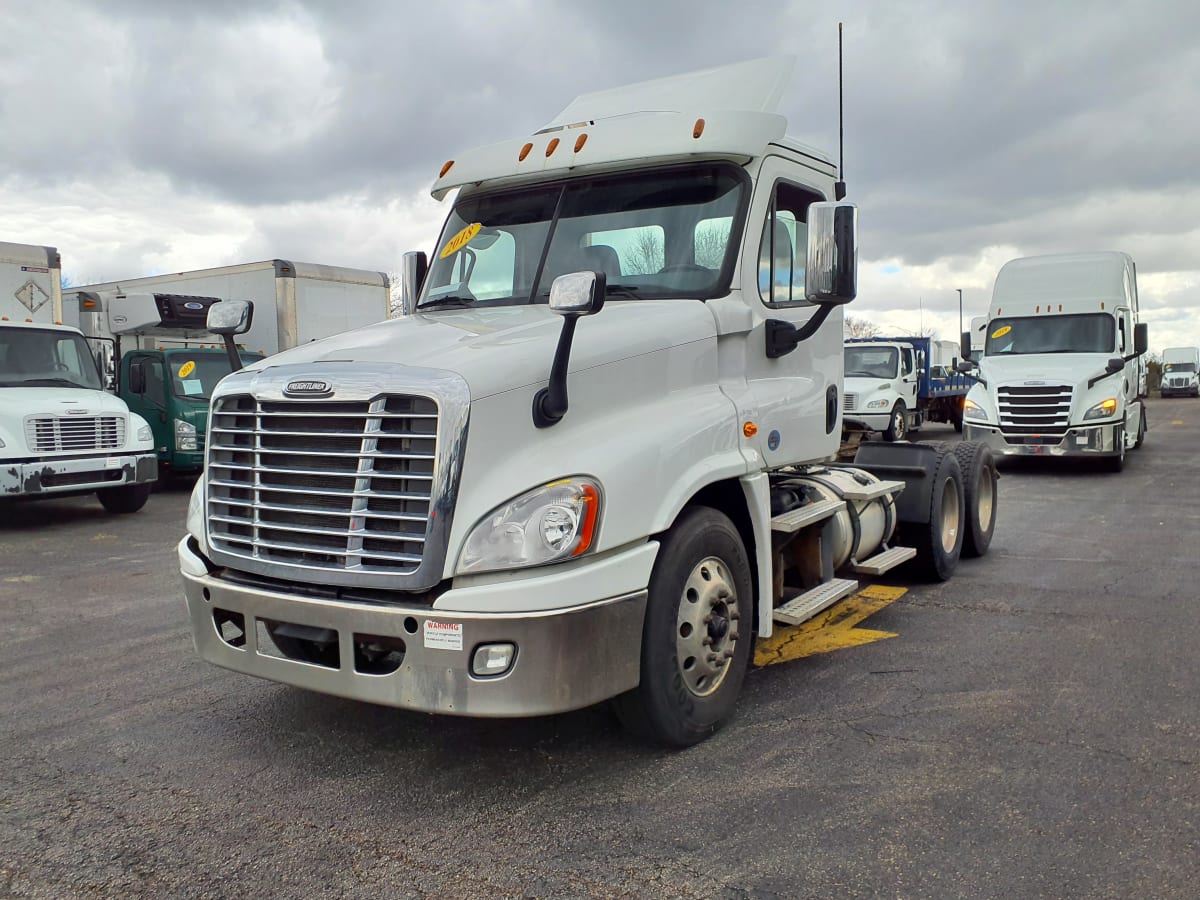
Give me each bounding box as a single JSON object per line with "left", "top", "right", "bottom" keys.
{"left": 1160, "top": 346, "right": 1200, "bottom": 397}
{"left": 2, "top": 241, "right": 157, "bottom": 511}
{"left": 69, "top": 261, "right": 390, "bottom": 476}
{"left": 179, "top": 57, "right": 998, "bottom": 746}
{"left": 961, "top": 251, "right": 1148, "bottom": 472}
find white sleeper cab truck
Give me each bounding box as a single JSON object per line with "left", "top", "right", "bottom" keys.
{"left": 1160, "top": 346, "right": 1200, "bottom": 397}
{"left": 961, "top": 251, "right": 1148, "bottom": 472}
{"left": 180, "top": 58, "right": 998, "bottom": 746}
{"left": 0, "top": 320, "right": 157, "bottom": 511}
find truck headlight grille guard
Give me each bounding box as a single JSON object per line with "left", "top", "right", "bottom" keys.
{"left": 203, "top": 364, "right": 469, "bottom": 591}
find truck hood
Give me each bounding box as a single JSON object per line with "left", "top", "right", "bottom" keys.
{"left": 0, "top": 386, "right": 129, "bottom": 418}
{"left": 0, "top": 388, "right": 132, "bottom": 458}
{"left": 242, "top": 300, "right": 719, "bottom": 399}
{"left": 977, "top": 353, "right": 1119, "bottom": 387}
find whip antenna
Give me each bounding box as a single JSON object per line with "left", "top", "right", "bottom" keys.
{"left": 835, "top": 21, "right": 847, "bottom": 200}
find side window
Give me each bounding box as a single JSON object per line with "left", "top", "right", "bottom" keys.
{"left": 758, "top": 181, "right": 824, "bottom": 307}
{"left": 143, "top": 357, "right": 166, "bottom": 404}
{"left": 901, "top": 349, "right": 914, "bottom": 376}
{"left": 1117, "top": 314, "right": 1127, "bottom": 353}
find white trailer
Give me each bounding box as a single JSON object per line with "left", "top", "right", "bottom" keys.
{"left": 962, "top": 251, "right": 1149, "bottom": 471}
{"left": 1160, "top": 346, "right": 1200, "bottom": 397}
{"left": 70, "top": 259, "right": 391, "bottom": 358}
{"left": 179, "top": 57, "right": 998, "bottom": 746}
{"left": 1, "top": 241, "right": 63, "bottom": 325}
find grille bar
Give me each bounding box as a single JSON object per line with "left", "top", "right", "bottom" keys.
{"left": 207, "top": 393, "right": 438, "bottom": 575}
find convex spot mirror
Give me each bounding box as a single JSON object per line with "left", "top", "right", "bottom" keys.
{"left": 207, "top": 299, "right": 254, "bottom": 335}
{"left": 549, "top": 270, "right": 607, "bottom": 316}
{"left": 805, "top": 201, "right": 858, "bottom": 305}
{"left": 1106, "top": 357, "right": 1125, "bottom": 374}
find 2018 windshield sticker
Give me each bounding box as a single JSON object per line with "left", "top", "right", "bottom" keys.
{"left": 439, "top": 222, "right": 482, "bottom": 259}
{"left": 178, "top": 360, "right": 196, "bottom": 378}
{"left": 991, "top": 325, "right": 1012, "bottom": 339}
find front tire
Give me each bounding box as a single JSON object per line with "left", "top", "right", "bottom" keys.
{"left": 612, "top": 507, "right": 754, "bottom": 747}
{"left": 97, "top": 483, "right": 151, "bottom": 514}
{"left": 953, "top": 441, "right": 997, "bottom": 558}
{"left": 1102, "top": 420, "right": 1127, "bottom": 472}
{"left": 884, "top": 402, "right": 908, "bottom": 442}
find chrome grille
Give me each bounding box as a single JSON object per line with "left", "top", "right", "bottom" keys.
{"left": 1169, "top": 377, "right": 1188, "bottom": 388}
{"left": 997, "top": 384, "right": 1072, "bottom": 435}
{"left": 206, "top": 394, "right": 438, "bottom": 575}
{"left": 843, "top": 393, "right": 858, "bottom": 412}
{"left": 25, "top": 416, "right": 125, "bottom": 452}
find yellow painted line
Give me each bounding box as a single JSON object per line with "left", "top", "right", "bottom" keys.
{"left": 1171, "top": 420, "right": 1184, "bottom": 425}
{"left": 754, "top": 584, "right": 906, "bottom": 667}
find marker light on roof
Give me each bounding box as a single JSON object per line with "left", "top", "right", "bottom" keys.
{"left": 439, "top": 159, "right": 455, "bottom": 178}
{"left": 693, "top": 118, "right": 706, "bottom": 138}
{"left": 519, "top": 142, "right": 533, "bottom": 161}
{"left": 545, "top": 138, "right": 560, "bottom": 157}
{"left": 573, "top": 133, "right": 588, "bottom": 153}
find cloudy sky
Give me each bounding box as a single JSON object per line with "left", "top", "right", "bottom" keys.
{"left": 3, "top": 0, "right": 1198, "bottom": 353}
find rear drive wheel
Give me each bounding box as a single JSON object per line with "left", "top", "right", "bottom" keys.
{"left": 612, "top": 507, "right": 754, "bottom": 747}
{"left": 899, "top": 447, "right": 964, "bottom": 581}
{"left": 953, "top": 441, "right": 997, "bottom": 558}
{"left": 884, "top": 402, "right": 908, "bottom": 442}
{"left": 97, "top": 482, "right": 151, "bottom": 514}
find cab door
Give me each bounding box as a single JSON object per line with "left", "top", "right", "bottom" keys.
{"left": 725, "top": 156, "right": 840, "bottom": 467}
{"left": 124, "top": 352, "right": 170, "bottom": 460}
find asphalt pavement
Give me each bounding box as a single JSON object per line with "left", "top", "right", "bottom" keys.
{"left": 2, "top": 399, "right": 1197, "bottom": 898}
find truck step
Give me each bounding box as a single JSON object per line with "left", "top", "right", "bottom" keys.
{"left": 770, "top": 498, "right": 845, "bottom": 533}
{"left": 852, "top": 545, "right": 917, "bottom": 575}
{"left": 838, "top": 479, "right": 906, "bottom": 501}
{"left": 773, "top": 578, "right": 859, "bottom": 626}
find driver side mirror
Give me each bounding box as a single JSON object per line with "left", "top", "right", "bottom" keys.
{"left": 128, "top": 360, "right": 146, "bottom": 394}
{"left": 1134, "top": 322, "right": 1148, "bottom": 355}
{"left": 960, "top": 331, "right": 974, "bottom": 362}
{"left": 206, "top": 299, "right": 254, "bottom": 335}
{"left": 804, "top": 202, "right": 857, "bottom": 305}
{"left": 549, "top": 271, "right": 606, "bottom": 316}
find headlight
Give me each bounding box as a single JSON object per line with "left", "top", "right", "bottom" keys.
{"left": 865, "top": 398, "right": 890, "bottom": 409}
{"left": 174, "top": 418, "right": 197, "bottom": 450}
{"left": 458, "top": 477, "right": 601, "bottom": 574}
{"left": 963, "top": 398, "right": 988, "bottom": 421}
{"left": 136, "top": 423, "right": 153, "bottom": 442}
{"left": 1083, "top": 398, "right": 1118, "bottom": 421}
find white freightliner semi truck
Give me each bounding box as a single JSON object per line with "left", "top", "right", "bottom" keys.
{"left": 1160, "top": 346, "right": 1200, "bottom": 398}
{"left": 179, "top": 58, "right": 998, "bottom": 745}
{"left": 961, "top": 251, "right": 1148, "bottom": 472}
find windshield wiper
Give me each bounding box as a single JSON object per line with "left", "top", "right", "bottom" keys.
{"left": 3, "top": 377, "right": 95, "bottom": 389}
{"left": 418, "top": 296, "right": 476, "bottom": 311}
{"left": 604, "top": 284, "right": 642, "bottom": 300}
{"left": 845, "top": 370, "right": 879, "bottom": 377}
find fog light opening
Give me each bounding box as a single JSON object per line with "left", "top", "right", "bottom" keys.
{"left": 471, "top": 642, "right": 516, "bottom": 678}
{"left": 353, "top": 633, "right": 406, "bottom": 675}
{"left": 213, "top": 608, "right": 246, "bottom": 648}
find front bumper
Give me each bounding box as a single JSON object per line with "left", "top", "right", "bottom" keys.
{"left": 963, "top": 421, "right": 1123, "bottom": 457}
{"left": 1, "top": 451, "right": 157, "bottom": 496}
{"left": 1161, "top": 385, "right": 1199, "bottom": 397}
{"left": 843, "top": 411, "right": 892, "bottom": 432}
{"left": 179, "top": 538, "right": 647, "bottom": 717}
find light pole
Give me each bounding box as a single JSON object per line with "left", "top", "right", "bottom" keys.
{"left": 956, "top": 288, "right": 963, "bottom": 338}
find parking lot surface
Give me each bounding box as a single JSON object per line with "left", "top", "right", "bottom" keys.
{"left": 2, "top": 399, "right": 1198, "bottom": 898}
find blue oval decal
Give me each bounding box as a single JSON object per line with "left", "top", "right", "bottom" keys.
{"left": 184, "top": 301, "right": 205, "bottom": 310}
{"left": 767, "top": 429, "right": 781, "bottom": 451}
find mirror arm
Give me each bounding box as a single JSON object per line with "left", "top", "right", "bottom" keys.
{"left": 532, "top": 315, "right": 580, "bottom": 428}
{"left": 223, "top": 335, "right": 244, "bottom": 373}
{"left": 765, "top": 306, "right": 834, "bottom": 359}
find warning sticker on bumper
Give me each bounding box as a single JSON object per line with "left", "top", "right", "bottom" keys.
{"left": 423, "top": 620, "right": 463, "bottom": 651}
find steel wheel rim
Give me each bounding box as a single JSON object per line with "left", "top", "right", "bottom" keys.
{"left": 976, "top": 467, "right": 995, "bottom": 534}
{"left": 893, "top": 410, "right": 905, "bottom": 440}
{"left": 675, "top": 556, "right": 739, "bottom": 698}
{"left": 939, "top": 476, "right": 960, "bottom": 554}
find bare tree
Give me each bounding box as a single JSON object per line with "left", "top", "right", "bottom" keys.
{"left": 624, "top": 229, "right": 664, "bottom": 275}
{"left": 694, "top": 224, "right": 728, "bottom": 269}
{"left": 844, "top": 314, "right": 880, "bottom": 338}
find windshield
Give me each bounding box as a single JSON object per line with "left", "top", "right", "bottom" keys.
{"left": 1164, "top": 362, "right": 1196, "bottom": 373}
{"left": 0, "top": 328, "right": 103, "bottom": 389}
{"left": 167, "top": 352, "right": 265, "bottom": 399}
{"left": 419, "top": 164, "right": 747, "bottom": 309}
{"left": 985, "top": 313, "right": 1115, "bottom": 356}
{"left": 844, "top": 346, "right": 899, "bottom": 378}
